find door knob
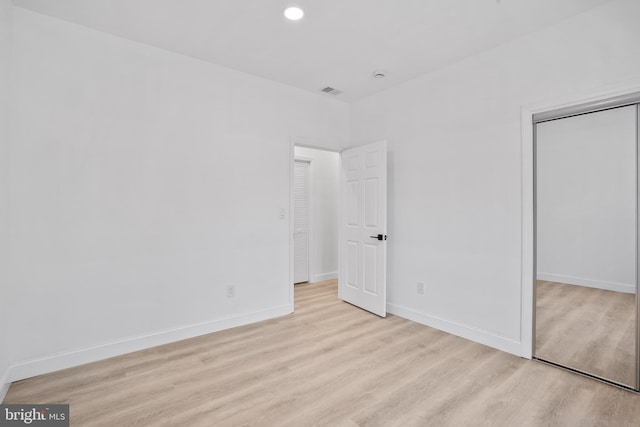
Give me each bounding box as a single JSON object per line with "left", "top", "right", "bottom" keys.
{"left": 370, "top": 234, "right": 387, "bottom": 241}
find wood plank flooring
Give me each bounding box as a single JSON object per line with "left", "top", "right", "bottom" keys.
{"left": 5, "top": 279, "right": 640, "bottom": 426}
{"left": 536, "top": 280, "right": 637, "bottom": 387}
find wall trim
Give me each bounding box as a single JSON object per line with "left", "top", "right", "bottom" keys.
{"left": 537, "top": 273, "right": 636, "bottom": 294}
{"left": 387, "top": 303, "right": 521, "bottom": 357}
{"left": 312, "top": 271, "right": 338, "bottom": 283}
{"left": 8, "top": 304, "right": 292, "bottom": 383}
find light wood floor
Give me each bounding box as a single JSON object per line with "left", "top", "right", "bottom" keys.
{"left": 5, "top": 280, "right": 640, "bottom": 426}
{"left": 536, "top": 280, "right": 637, "bottom": 387}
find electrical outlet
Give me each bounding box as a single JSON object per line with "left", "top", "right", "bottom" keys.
{"left": 226, "top": 285, "right": 235, "bottom": 298}
{"left": 417, "top": 282, "right": 425, "bottom": 295}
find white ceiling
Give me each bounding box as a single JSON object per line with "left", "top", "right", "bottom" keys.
{"left": 14, "top": 0, "right": 612, "bottom": 102}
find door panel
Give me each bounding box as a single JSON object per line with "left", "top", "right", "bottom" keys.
{"left": 340, "top": 141, "right": 387, "bottom": 316}
{"left": 294, "top": 160, "right": 310, "bottom": 284}
{"left": 363, "top": 243, "right": 378, "bottom": 294}
{"left": 364, "top": 178, "right": 378, "bottom": 227}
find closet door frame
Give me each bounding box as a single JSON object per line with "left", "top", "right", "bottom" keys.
{"left": 522, "top": 89, "right": 640, "bottom": 391}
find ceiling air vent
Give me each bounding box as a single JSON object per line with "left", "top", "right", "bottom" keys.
{"left": 320, "top": 86, "right": 342, "bottom": 95}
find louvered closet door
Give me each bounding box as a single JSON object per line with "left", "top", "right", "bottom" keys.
{"left": 294, "top": 160, "right": 310, "bottom": 283}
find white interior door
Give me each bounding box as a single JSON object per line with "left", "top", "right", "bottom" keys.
{"left": 340, "top": 141, "right": 387, "bottom": 316}
{"left": 294, "top": 160, "right": 310, "bottom": 283}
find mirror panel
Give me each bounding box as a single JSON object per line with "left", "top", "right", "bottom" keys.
{"left": 535, "top": 104, "right": 638, "bottom": 389}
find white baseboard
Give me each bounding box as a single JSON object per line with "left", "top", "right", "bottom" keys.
{"left": 312, "top": 271, "right": 338, "bottom": 283}
{"left": 0, "top": 365, "right": 10, "bottom": 403}
{"left": 537, "top": 273, "right": 636, "bottom": 294}
{"left": 8, "top": 304, "right": 293, "bottom": 383}
{"left": 387, "top": 303, "right": 522, "bottom": 357}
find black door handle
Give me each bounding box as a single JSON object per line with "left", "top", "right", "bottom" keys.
{"left": 369, "top": 234, "right": 387, "bottom": 241}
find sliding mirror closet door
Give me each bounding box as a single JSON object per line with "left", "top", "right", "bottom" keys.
{"left": 535, "top": 102, "right": 639, "bottom": 390}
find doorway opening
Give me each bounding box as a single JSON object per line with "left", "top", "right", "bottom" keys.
{"left": 290, "top": 141, "right": 389, "bottom": 317}
{"left": 292, "top": 146, "right": 340, "bottom": 300}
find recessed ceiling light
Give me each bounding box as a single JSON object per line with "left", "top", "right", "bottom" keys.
{"left": 284, "top": 6, "right": 304, "bottom": 21}
{"left": 372, "top": 70, "right": 386, "bottom": 79}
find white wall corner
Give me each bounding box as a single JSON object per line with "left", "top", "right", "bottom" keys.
{"left": 0, "top": 366, "right": 10, "bottom": 403}
{"left": 8, "top": 305, "right": 293, "bottom": 383}
{"left": 387, "top": 303, "right": 522, "bottom": 357}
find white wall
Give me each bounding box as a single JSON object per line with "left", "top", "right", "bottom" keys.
{"left": 537, "top": 105, "right": 637, "bottom": 294}
{"left": 294, "top": 146, "right": 339, "bottom": 283}
{"left": 350, "top": 0, "right": 640, "bottom": 355}
{"left": 0, "top": 0, "right": 12, "bottom": 401}
{"left": 5, "top": 0, "right": 640, "bottom": 385}
{"left": 7, "top": 8, "right": 348, "bottom": 380}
